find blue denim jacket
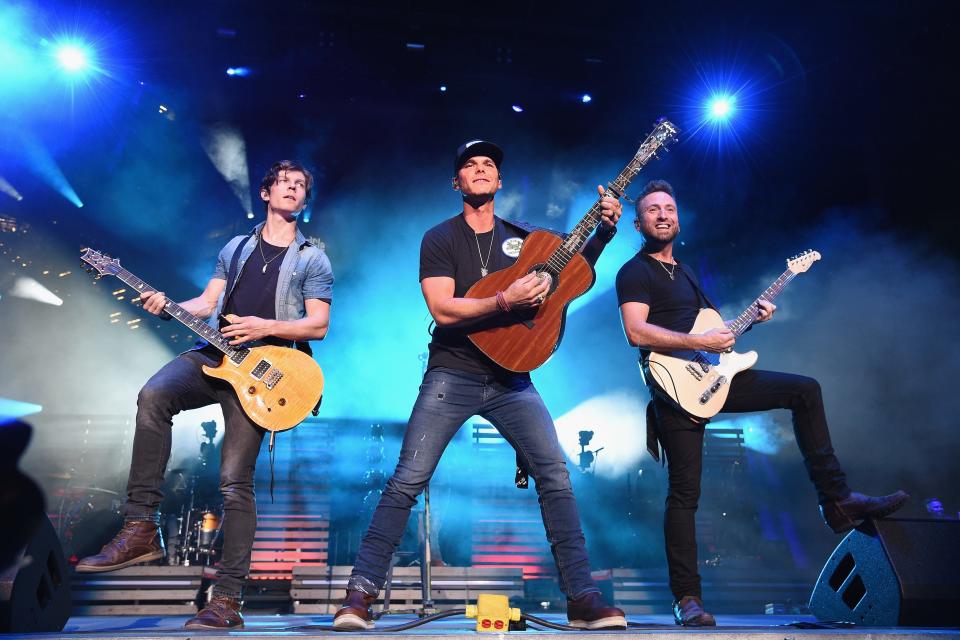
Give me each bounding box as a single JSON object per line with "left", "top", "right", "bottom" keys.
{"left": 209, "top": 222, "right": 334, "bottom": 328}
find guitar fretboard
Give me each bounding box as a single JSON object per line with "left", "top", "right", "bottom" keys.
{"left": 542, "top": 121, "right": 677, "bottom": 276}
{"left": 106, "top": 265, "right": 247, "bottom": 363}
{"left": 728, "top": 269, "right": 798, "bottom": 337}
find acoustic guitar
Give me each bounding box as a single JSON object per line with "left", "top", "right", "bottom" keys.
{"left": 466, "top": 119, "right": 680, "bottom": 372}
{"left": 81, "top": 248, "right": 324, "bottom": 432}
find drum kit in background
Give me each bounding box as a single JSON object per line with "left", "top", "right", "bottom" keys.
{"left": 52, "top": 420, "right": 223, "bottom": 567}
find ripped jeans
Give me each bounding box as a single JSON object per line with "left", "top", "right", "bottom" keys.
{"left": 347, "top": 367, "right": 599, "bottom": 600}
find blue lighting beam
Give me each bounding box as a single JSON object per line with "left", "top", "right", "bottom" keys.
{"left": 0, "top": 397, "right": 43, "bottom": 421}
{"left": 20, "top": 132, "right": 83, "bottom": 208}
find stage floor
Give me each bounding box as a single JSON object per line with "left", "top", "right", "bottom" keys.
{"left": 16, "top": 614, "right": 958, "bottom": 639}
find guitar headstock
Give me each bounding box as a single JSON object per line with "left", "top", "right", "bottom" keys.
{"left": 787, "top": 249, "right": 821, "bottom": 273}
{"left": 609, "top": 119, "right": 680, "bottom": 195}
{"left": 81, "top": 247, "right": 122, "bottom": 277}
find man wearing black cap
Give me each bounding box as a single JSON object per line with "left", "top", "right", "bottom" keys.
{"left": 334, "top": 140, "right": 626, "bottom": 630}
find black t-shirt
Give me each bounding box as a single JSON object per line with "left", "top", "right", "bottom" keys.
{"left": 419, "top": 213, "right": 530, "bottom": 376}
{"left": 221, "top": 237, "right": 286, "bottom": 342}
{"left": 615, "top": 252, "right": 705, "bottom": 359}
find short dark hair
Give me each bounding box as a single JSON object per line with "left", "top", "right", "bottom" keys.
{"left": 634, "top": 179, "right": 675, "bottom": 215}
{"left": 259, "top": 160, "right": 314, "bottom": 211}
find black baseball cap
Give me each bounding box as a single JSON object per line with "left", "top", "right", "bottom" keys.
{"left": 453, "top": 140, "right": 503, "bottom": 174}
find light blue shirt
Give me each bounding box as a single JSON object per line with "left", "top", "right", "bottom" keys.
{"left": 210, "top": 222, "right": 334, "bottom": 326}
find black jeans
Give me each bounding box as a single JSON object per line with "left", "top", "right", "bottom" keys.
{"left": 123, "top": 349, "right": 265, "bottom": 598}
{"left": 652, "top": 369, "right": 849, "bottom": 600}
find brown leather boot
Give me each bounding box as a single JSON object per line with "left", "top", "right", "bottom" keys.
{"left": 820, "top": 490, "right": 910, "bottom": 534}
{"left": 184, "top": 594, "right": 244, "bottom": 630}
{"left": 673, "top": 596, "right": 716, "bottom": 626}
{"left": 333, "top": 589, "right": 376, "bottom": 630}
{"left": 75, "top": 521, "right": 164, "bottom": 572}
{"left": 566, "top": 591, "right": 627, "bottom": 630}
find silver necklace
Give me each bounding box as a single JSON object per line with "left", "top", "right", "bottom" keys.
{"left": 258, "top": 236, "right": 288, "bottom": 274}
{"left": 475, "top": 225, "right": 495, "bottom": 277}
{"left": 655, "top": 258, "right": 677, "bottom": 280}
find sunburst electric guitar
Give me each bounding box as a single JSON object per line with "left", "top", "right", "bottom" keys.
{"left": 81, "top": 248, "right": 324, "bottom": 432}
{"left": 466, "top": 119, "right": 680, "bottom": 372}
{"left": 646, "top": 250, "right": 820, "bottom": 419}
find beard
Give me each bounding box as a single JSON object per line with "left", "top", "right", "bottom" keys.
{"left": 641, "top": 225, "right": 679, "bottom": 245}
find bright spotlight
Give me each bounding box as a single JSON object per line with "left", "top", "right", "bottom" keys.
{"left": 581, "top": 94, "right": 592, "bottom": 103}
{"left": 56, "top": 43, "right": 90, "bottom": 73}
{"left": 707, "top": 94, "right": 735, "bottom": 120}
{"left": 226, "top": 67, "right": 251, "bottom": 77}
{"left": 511, "top": 105, "right": 524, "bottom": 113}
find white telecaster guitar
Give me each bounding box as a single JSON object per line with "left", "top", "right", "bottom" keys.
{"left": 646, "top": 250, "right": 821, "bottom": 419}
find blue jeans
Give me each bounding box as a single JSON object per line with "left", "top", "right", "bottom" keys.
{"left": 348, "top": 367, "right": 599, "bottom": 600}
{"left": 123, "top": 348, "right": 266, "bottom": 598}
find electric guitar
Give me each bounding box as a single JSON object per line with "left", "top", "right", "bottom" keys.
{"left": 466, "top": 118, "right": 680, "bottom": 372}
{"left": 81, "top": 248, "right": 324, "bottom": 432}
{"left": 646, "top": 250, "right": 820, "bottom": 419}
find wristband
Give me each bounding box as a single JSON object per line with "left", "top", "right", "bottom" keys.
{"left": 496, "top": 291, "right": 511, "bottom": 313}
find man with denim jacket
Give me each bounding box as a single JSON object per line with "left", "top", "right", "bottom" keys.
{"left": 75, "top": 160, "right": 332, "bottom": 630}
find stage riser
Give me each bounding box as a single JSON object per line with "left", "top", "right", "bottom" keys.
{"left": 69, "top": 567, "right": 202, "bottom": 617}
{"left": 292, "top": 566, "right": 524, "bottom": 614}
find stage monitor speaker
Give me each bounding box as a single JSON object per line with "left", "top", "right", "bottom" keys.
{"left": 809, "top": 518, "right": 960, "bottom": 626}
{"left": 0, "top": 514, "right": 72, "bottom": 633}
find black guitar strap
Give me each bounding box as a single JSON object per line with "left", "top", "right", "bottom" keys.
{"left": 676, "top": 262, "right": 719, "bottom": 313}
{"left": 221, "top": 233, "right": 254, "bottom": 315}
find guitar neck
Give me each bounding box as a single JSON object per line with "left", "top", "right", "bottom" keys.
{"left": 548, "top": 121, "right": 677, "bottom": 272}
{"left": 728, "top": 268, "right": 799, "bottom": 337}
{"left": 109, "top": 267, "right": 240, "bottom": 359}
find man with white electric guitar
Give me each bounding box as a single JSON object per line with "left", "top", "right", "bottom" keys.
{"left": 76, "top": 160, "right": 333, "bottom": 630}
{"left": 615, "top": 179, "right": 908, "bottom": 627}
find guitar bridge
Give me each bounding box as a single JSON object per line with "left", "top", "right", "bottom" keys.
{"left": 264, "top": 368, "right": 283, "bottom": 390}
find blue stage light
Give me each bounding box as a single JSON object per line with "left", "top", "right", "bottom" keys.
{"left": 512, "top": 105, "right": 523, "bottom": 113}
{"left": 707, "top": 94, "right": 735, "bottom": 120}
{"left": 56, "top": 43, "right": 87, "bottom": 71}
{"left": 0, "top": 397, "right": 42, "bottom": 420}
{"left": 440, "top": 85, "right": 447, "bottom": 92}
{"left": 581, "top": 93, "right": 592, "bottom": 103}
{"left": 226, "top": 67, "right": 251, "bottom": 77}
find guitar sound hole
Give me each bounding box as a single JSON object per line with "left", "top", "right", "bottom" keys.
{"left": 528, "top": 263, "right": 560, "bottom": 296}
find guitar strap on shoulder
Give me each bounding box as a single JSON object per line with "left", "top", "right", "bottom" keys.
{"left": 676, "top": 262, "right": 719, "bottom": 312}
{"left": 221, "top": 234, "right": 254, "bottom": 314}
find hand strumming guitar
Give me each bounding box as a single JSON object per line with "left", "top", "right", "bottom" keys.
{"left": 221, "top": 315, "right": 275, "bottom": 346}
{"left": 503, "top": 271, "right": 552, "bottom": 310}
{"left": 698, "top": 327, "right": 735, "bottom": 353}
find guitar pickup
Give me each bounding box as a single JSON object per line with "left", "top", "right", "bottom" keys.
{"left": 264, "top": 368, "right": 283, "bottom": 390}
{"left": 711, "top": 376, "right": 728, "bottom": 393}
{"left": 251, "top": 359, "right": 271, "bottom": 379}
{"left": 685, "top": 364, "right": 704, "bottom": 381}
